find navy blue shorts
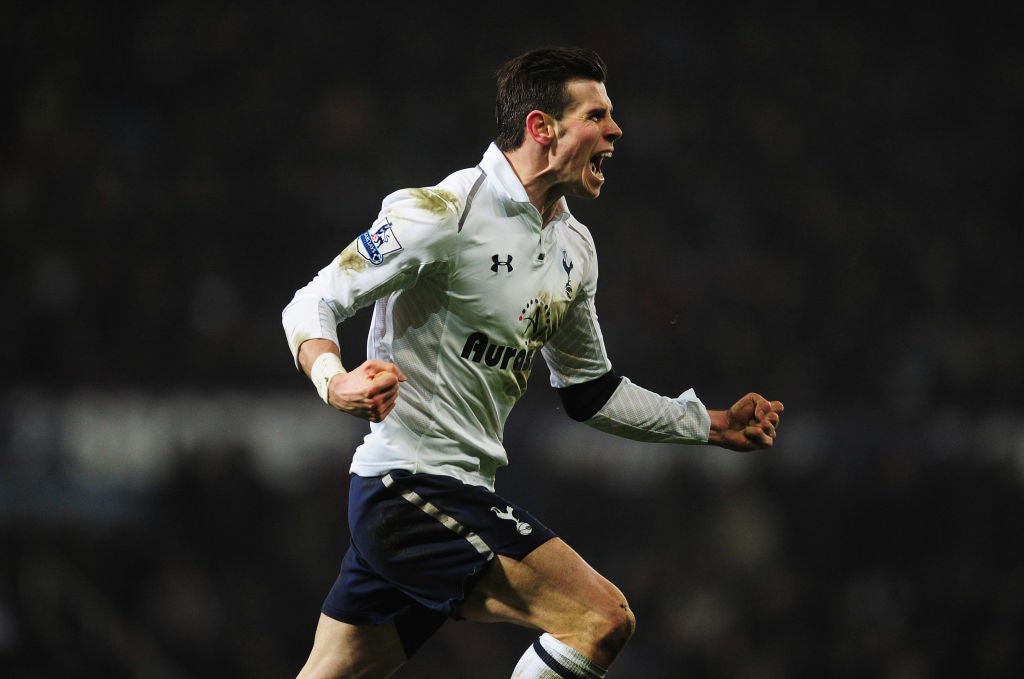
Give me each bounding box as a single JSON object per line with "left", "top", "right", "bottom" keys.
{"left": 321, "top": 471, "right": 556, "bottom": 655}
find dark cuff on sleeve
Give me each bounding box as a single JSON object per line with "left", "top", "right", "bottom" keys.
{"left": 555, "top": 371, "right": 621, "bottom": 421}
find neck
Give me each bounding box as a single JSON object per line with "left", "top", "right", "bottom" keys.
{"left": 503, "top": 147, "right": 563, "bottom": 223}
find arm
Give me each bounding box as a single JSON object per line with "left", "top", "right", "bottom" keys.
{"left": 282, "top": 286, "right": 407, "bottom": 422}
{"left": 283, "top": 186, "right": 460, "bottom": 421}
{"left": 560, "top": 375, "right": 711, "bottom": 444}
{"left": 543, "top": 227, "right": 783, "bottom": 450}
{"left": 558, "top": 375, "right": 783, "bottom": 452}
{"left": 296, "top": 338, "right": 406, "bottom": 422}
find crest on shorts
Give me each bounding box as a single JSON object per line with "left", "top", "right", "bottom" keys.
{"left": 491, "top": 505, "right": 533, "bottom": 535}
{"left": 357, "top": 217, "right": 403, "bottom": 265}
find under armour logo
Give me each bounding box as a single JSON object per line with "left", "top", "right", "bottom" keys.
{"left": 491, "top": 254, "right": 513, "bottom": 272}
{"left": 491, "top": 505, "right": 533, "bottom": 535}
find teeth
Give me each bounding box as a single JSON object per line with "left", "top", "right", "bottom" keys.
{"left": 590, "top": 151, "right": 611, "bottom": 179}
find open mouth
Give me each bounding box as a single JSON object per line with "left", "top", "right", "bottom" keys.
{"left": 590, "top": 151, "right": 612, "bottom": 180}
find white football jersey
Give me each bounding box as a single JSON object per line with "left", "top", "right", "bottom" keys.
{"left": 283, "top": 143, "right": 613, "bottom": 490}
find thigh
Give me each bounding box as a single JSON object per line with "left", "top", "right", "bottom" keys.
{"left": 349, "top": 471, "right": 556, "bottom": 618}
{"left": 297, "top": 614, "right": 406, "bottom": 679}
{"left": 457, "top": 537, "right": 629, "bottom": 634}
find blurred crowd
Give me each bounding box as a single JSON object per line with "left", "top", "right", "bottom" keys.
{"left": 2, "top": 1, "right": 1022, "bottom": 677}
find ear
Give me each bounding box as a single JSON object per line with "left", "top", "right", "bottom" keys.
{"left": 525, "top": 110, "right": 555, "bottom": 146}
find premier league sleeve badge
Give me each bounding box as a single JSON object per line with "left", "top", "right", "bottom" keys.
{"left": 357, "top": 217, "right": 404, "bottom": 265}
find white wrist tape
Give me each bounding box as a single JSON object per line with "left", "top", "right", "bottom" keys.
{"left": 585, "top": 376, "right": 711, "bottom": 444}
{"left": 310, "top": 352, "right": 346, "bottom": 405}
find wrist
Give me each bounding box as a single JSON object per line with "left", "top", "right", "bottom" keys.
{"left": 706, "top": 409, "right": 728, "bottom": 445}
{"left": 310, "top": 352, "right": 346, "bottom": 405}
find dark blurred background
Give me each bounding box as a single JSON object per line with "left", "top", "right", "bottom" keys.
{"left": 2, "top": 1, "right": 1022, "bottom": 677}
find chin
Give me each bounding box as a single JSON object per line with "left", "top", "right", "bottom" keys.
{"left": 570, "top": 189, "right": 601, "bottom": 202}
{"left": 574, "top": 178, "right": 604, "bottom": 200}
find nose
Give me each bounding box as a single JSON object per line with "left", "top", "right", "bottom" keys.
{"left": 605, "top": 115, "right": 622, "bottom": 142}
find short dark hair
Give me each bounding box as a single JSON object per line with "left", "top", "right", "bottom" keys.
{"left": 494, "top": 46, "right": 608, "bottom": 152}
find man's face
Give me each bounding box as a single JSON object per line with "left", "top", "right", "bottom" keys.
{"left": 549, "top": 79, "right": 623, "bottom": 200}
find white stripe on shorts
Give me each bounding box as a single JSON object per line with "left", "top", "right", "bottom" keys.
{"left": 382, "top": 473, "right": 494, "bottom": 559}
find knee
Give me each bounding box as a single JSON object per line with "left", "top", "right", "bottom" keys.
{"left": 588, "top": 598, "right": 636, "bottom": 658}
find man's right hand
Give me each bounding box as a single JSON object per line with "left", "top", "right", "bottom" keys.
{"left": 327, "top": 359, "right": 407, "bottom": 422}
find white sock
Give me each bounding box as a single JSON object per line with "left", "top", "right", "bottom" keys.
{"left": 511, "top": 633, "right": 607, "bottom": 679}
